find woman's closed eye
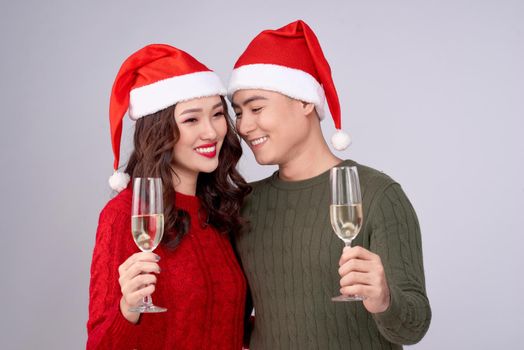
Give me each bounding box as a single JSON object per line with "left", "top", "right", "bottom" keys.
{"left": 182, "top": 117, "right": 198, "bottom": 124}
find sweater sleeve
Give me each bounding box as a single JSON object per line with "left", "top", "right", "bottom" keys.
{"left": 86, "top": 205, "right": 139, "bottom": 350}
{"left": 242, "top": 287, "right": 254, "bottom": 348}
{"left": 369, "top": 183, "right": 432, "bottom": 345}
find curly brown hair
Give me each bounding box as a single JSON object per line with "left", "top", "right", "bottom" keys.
{"left": 124, "top": 96, "right": 250, "bottom": 249}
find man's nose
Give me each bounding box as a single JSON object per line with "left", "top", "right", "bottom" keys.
{"left": 237, "top": 114, "right": 256, "bottom": 137}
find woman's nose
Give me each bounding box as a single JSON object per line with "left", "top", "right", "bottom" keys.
{"left": 201, "top": 119, "right": 218, "bottom": 140}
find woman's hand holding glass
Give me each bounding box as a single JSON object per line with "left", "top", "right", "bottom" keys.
{"left": 118, "top": 252, "right": 161, "bottom": 323}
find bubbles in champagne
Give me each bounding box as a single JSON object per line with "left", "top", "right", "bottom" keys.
{"left": 136, "top": 232, "right": 152, "bottom": 250}
{"left": 131, "top": 214, "right": 164, "bottom": 252}
{"left": 330, "top": 204, "right": 363, "bottom": 242}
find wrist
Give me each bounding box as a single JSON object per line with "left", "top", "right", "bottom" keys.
{"left": 376, "top": 289, "right": 391, "bottom": 313}
{"left": 120, "top": 297, "right": 140, "bottom": 324}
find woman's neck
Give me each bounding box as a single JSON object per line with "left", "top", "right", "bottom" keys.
{"left": 172, "top": 169, "right": 198, "bottom": 196}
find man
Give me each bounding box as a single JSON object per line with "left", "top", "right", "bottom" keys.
{"left": 229, "top": 20, "right": 431, "bottom": 349}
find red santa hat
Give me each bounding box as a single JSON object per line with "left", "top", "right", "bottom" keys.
{"left": 108, "top": 44, "right": 226, "bottom": 191}
{"left": 228, "top": 20, "right": 351, "bottom": 151}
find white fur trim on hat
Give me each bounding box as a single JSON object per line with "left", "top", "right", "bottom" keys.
{"left": 228, "top": 64, "right": 326, "bottom": 119}
{"left": 109, "top": 171, "right": 130, "bottom": 192}
{"left": 331, "top": 130, "right": 352, "bottom": 151}
{"left": 129, "top": 71, "right": 226, "bottom": 119}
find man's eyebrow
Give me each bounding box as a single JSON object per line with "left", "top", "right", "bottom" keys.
{"left": 179, "top": 102, "right": 223, "bottom": 115}
{"left": 231, "top": 96, "right": 268, "bottom": 109}
{"left": 212, "top": 102, "right": 223, "bottom": 109}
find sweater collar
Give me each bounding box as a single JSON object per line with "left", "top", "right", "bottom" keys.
{"left": 123, "top": 182, "right": 202, "bottom": 214}
{"left": 175, "top": 191, "right": 201, "bottom": 213}
{"left": 269, "top": 159, "right": 357, "bottom": 190}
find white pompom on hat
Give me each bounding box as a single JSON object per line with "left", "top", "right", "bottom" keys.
{"left": 107, "top": 44, "right": 226, "bottom": 191}
{"left": 228, "top": 20, "right": 351, "bottom": 150}
{"left": 331, "top": 130, "right": 352, "bottom": 151}
{"left": 108, "top": 171, "right": 130, "bottom": 193}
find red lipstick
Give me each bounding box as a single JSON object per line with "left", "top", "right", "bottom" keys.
{"left": 194, "top": 143, "right": 217, "bottom": 158}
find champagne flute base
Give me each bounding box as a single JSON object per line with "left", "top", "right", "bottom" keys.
{"left": 129, "top": 305, "right": 167, "bottom": 313}
{"left": 331, "top": 294, "right": 364, "bottom": 302}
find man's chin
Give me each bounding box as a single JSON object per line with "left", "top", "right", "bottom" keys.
{"left": 253, "top": 154, "right": 277, "bottom": 166}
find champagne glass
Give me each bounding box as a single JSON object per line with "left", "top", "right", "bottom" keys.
{"left": 129, "top": 177, "right": 167, "bottom": 313}
{"left": 330, "top": 166, "right": 364, "bottom": 302}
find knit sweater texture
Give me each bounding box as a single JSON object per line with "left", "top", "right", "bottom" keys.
{"left": 87, "top": 187, "right": 246, "bottom": 349}
{"left": 236, "top": 160, "right": 431, "bottom": 349}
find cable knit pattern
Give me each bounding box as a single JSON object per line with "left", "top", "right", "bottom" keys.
{"left": 87, "top": 188, "right": 246, "bottom": 349}
{"left": 236, "top": 160, "right": 431, "bottom": 350}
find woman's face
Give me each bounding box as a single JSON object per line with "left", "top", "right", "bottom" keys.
{"left": 172, "top": 95, "right": 228, "bottom": 179}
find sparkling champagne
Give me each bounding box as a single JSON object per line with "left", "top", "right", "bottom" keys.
{"left": 131, "top": 214, "right": 164, "bottom": 252}
{"left": 330, "top": 204, "right": 363, "bottom": 242}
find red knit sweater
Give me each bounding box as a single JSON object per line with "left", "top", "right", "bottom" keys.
{"left": 87, "top": 188, "right": 246, "bottom": 349}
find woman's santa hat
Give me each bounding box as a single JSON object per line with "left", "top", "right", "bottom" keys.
{"left": 228, "top": 20, "right": 351, "bottom": 151}
{"left": 108, "top": 44, "right": 226, "bottom": 192}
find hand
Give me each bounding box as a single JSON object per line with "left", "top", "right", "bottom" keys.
{"left": 118, "top": 252, "right": 161, "bottom": 323}
{"left": 338, "top": 246, "right": 390, "bottom": 314}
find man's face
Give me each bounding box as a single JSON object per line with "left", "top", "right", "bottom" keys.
{"left": 232, "top": 89, "right": 312, "bottom": 165}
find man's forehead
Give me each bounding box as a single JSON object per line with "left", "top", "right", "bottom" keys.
{"left": 231, "top": 91, "right": 271, "bottom": 108}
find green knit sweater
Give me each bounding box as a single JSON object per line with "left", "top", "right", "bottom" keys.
{"left": 236, "top": 160, "right": 431, "bottom": 349}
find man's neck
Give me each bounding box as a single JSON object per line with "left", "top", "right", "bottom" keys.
{"left": 278, "top": 135, "right": 342, "bottom": 182}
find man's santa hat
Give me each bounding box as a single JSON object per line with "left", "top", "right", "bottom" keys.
{"left": 108, "top": 44, "right": 226, "bottom": 192}
{"left": 228, "top": 20, "right": 351, "bottom": 151}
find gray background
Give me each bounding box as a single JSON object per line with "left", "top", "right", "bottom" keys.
{"left": 1, "top": 0, "right": 522, "bottom": 349}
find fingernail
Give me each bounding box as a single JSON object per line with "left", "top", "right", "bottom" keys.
{"left": 154, "top": 254, "right": 161, "bottom": 261}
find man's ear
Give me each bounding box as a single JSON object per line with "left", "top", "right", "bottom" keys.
{"left": 301, "top": 101, "right": 316, "bottom": 116}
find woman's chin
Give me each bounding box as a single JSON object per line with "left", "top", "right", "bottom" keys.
{"left": 197, "top": 159, "right": 219, "bottom": 174}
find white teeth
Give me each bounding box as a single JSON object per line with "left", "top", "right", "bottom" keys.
{"left": 195, "top": 146, "right": 216, "bottom": 153}
{"left": 251, "top": 136, "right": 268, "bottom": 146}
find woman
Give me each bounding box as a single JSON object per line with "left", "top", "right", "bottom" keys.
{"left": 87, "top": 44, "right": 251, "bottom": 349}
